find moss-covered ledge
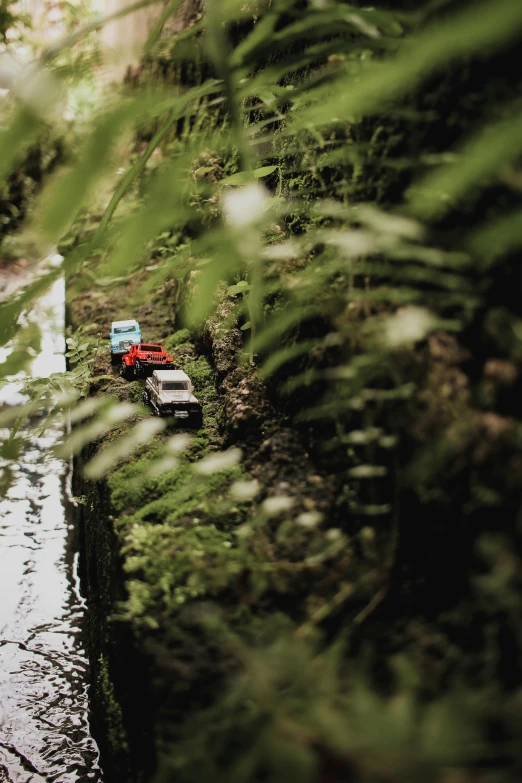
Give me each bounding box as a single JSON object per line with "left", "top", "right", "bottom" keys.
{"left": 66, "top": 257, "right": 362, "bottom": 781}
{"left": 71, "top": 325, "right": 231, "bottom": 781}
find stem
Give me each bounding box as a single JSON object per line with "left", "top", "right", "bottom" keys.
{"left": 207, "top": 0, "right": 262, "bottom": 360}
{"left": 295, "top": 583, "right": 355, "bottom": 639}
{"left": 247, "top": 255, "right": 263, "bottom": 365}
{"left": 144, "top": 0, "right": 184, "bottom": 55}
{"left": 206, "top": 0, "right": 251, "bottom": 173}
{"left": 245, "top": 291, "right": 256, "bottom": 365}
{"left": 97, "top": 108, "right": 177, "bottom": 235}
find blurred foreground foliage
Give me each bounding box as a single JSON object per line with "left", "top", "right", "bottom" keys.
{"left": 2, "top": 0, "right": 522, "bottom": 780}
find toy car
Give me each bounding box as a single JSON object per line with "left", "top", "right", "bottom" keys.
{"left": 142, "top": 369, "right": 202, "bottom": 425}
{"left": 119, "top": 343, "right": 174, "bottom": 379}
{"left": 110, "top": 319, "right": 142, "bottom": 363}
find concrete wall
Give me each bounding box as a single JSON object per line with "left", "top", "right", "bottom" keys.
{"left": 92, "top": 0, "right": 160, "bottom": 82}
{"left": 14, "top": 0, "right": 161, "bottom": 81}
{"left": 12, "top": 1, "right": 202, "bottom": 83}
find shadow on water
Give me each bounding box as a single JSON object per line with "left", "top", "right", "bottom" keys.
{"left": 0, "top": 258, "right": 103, "bottom": 782}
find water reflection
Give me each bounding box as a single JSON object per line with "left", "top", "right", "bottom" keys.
{"left": 0, "top": 264, "right": 103, "bottom": 782}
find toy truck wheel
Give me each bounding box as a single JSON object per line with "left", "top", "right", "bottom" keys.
{"left": 133, "top": 361, "right": 142, "bottom": 379}
{"left": 110, "top": 352, "right": 118, "bottom": 365}
{"left": 191, "top": 409, "right": 203, "bottom": 428}
{"left": 141, "top": 390, "right": 149, "bottom": 406}
{"left": 119, "top": 362, "right": 129, "bottom": 379}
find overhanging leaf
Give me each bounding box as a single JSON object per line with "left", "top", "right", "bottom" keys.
{"left": 84, "top": 417, "right": 166, "bottom": 479}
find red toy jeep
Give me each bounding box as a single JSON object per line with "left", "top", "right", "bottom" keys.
{"left": 119, "top": 343, "right": 174, "bottom": 379}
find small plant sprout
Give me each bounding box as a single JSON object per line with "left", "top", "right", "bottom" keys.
{"left": 145, "top": 456, "right": 179, "bottom": 479}
{"left": 261, "top": 495, "right": 295, "bottom": 516}
{"left": 326, "top": 528, "right": 342, "bottom": 541}
{"left": 193, "top": 447, "right": 242, "bottom": 475}
{"left": 230, "top": 479, "right": 260, "bottom": 501}
{"left": 166, "top": 433, "right": 193, "bottom": 453}
{"left": 84, "top": 418, "right": 166, "bottom": 479}
{"left": 296, "top": 511, "right": 323, "bottom": 529}
{"left": 222, "top": 182, "right": 269, "bottom": 229}
{"left": 383, "top": 306, "right": 437, "bottom": 348}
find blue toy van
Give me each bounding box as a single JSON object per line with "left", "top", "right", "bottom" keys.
{"left": 110, "top": 319, "right": 142, "bottom": 363}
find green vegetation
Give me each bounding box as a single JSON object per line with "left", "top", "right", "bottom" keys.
{"left": 2, "top": 0, "right": 522, "bottom": 781}
{"left": 96, "top": 653, "right": 129, "bottom": 758}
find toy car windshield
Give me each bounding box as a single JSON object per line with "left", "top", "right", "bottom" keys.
{"left": 141, "top": 345, "right": 162, "bottom": 352}
{"left": 114, "top": 325, "right": 136, "bottom": 334}
{"left": 162, "top": 381, "right": 188, "bottom": 390}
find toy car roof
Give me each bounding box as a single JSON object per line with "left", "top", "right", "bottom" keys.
{"left": 153, "top": 370, "right": 190, "bottom": 382}
{"left": 111, "top": 319, "right": 139, "bottom": 327}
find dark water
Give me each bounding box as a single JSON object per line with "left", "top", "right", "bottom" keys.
{"left": 0, "top": 271, "right": 103, "bottom": 782}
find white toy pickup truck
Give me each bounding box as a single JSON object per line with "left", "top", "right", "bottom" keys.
{"left": 142, "top": 369, "right": 202, "bottom": 426}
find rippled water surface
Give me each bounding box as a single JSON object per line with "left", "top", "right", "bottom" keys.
{"left": 0, "top": 270, "right": 103, "bottom": 782}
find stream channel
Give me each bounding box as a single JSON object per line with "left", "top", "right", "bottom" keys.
{"left": 0, "top": 257, "right": 103, "bottom": 782}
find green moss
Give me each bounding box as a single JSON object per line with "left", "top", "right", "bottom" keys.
{"left": 98, "top": 339, "right": 255, "bottom": 627}
{"left": 112, "top": 454, "right": 246, "bottom": 623}
{"left": 108, "top": 443, "right": 165, "bottom": 512}
{"left": 186, "top": 355, "right": 221, "bottom": 433}
{"left": 123, "top": 522, "right": 237, "bottom": 617}
{"left": 164, "top": 329, "right": 192, "bottom": 352}
{"left": 128, "top": 381, "right": 145, "bottom": 403}
{"left": 96, "top": 653, "right": 129, "bottom": 757}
